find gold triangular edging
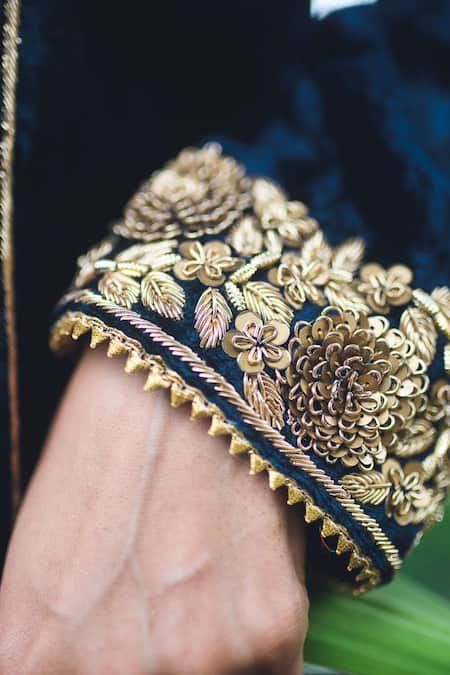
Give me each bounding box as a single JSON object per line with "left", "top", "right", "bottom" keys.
{"left": 51, "top": 311, "right": 383, "bottom": 594}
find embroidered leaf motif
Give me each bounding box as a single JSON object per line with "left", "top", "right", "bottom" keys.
{"left": 400, "top": 307, "right": 437, "bottom": 365}
{"left": 141, "top": 271, "right": 185, "bottom": 320}
{"left": 75, "top": 237, "right": 115, "bottom": 287}
{"left": 244, "top": 372, "right": 285, "bottom": 430}
{"left": 194, "top": 288, "right": 232, "bottom": 349}
{"left": 300, "top": 231, "right": 332, "bottom": 267}
{"left": 98, "top": 271, "right": 140, "bottom": 308}
{"left": 395, "top": 419, "right": 436, "bottom": 458}
{"left": 340, "top": 471, "right": 390, "bottom": 505}
{"left": 116, "top": 240, "right": 178, "bottom": 264}
{"left": 431, "top": 286, "right": 450, "bottom": 318}
{"left": 332, "top": 238, "right": 365, "bottom": 275}
{"left": 228, "top": 216, "right": 263, "bottom": 256}
{"left": 325, "top": 281, "right": 369, "bottom": 313}
{"left": 224, "top": 281, "right": 246, "bottom": 312}
{"left": 243, "top": 281, "right": 293, "bottom": 324}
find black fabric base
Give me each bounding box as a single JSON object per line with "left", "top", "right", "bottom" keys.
{"left": 2, "top": 0, "right": 449, "bottom": 560}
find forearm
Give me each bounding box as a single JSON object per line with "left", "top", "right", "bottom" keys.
{"left": 0, "top": 347, "right": 308, "bottom": 674}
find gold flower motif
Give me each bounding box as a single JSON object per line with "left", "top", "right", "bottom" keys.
{"left": 267, "top": 233, "right": 368, "bottom": 313}
{"left": 115, "top": 144, "right": 252, "bottom": 242}
{"left": 279, "top": 308, "right": 428, "bottom": 471}
{"left": 340, "top": 458, "right": 433, "bottom": 525}
{"left": 222, "top": 311, "right": 291, "bottom": 373}
{"left": 174, "top": 241, "right": 240, "bottom": 287}
{"left": 252, "top": 178, "right": 318, "bottom": 246}
{"left": 382, "top": 459, "right": 431, "bottom": 526}
{"left": 268, "top": 253, "right": 328, "bottom": 308}
{"left": 426, "top": 379, "right": 450, "bottom": 426}
{"left": 358, "top": 263, "right": 413, "bottom": 314}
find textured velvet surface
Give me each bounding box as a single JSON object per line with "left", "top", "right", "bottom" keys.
{"left": 1, "top": 0, "right": 449, "bottom": 560}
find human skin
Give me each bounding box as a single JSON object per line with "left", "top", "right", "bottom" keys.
{"left": 0, "top": 347, "right": 309, "bottom": 674}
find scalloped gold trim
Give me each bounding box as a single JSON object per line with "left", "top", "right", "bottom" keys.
{"left": 51, "top": 310, "right": 391, "bottom": 593}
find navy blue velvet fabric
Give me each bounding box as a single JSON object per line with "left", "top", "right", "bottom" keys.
{"left": 2, "top": 0, "right": 449, "bottom": 563}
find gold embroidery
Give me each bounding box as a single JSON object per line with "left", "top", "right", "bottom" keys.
{"left": 279, "top": 308, "right": 427, "bottom": 471}
{"left": 51, "top": 309, "right": 391, "bottom": 593}
{"left": 141, "top": 271, "right": 185, "bottom": 320}
{"left": 227, "top": 216, "right": 263, "bottom": 256}
{"left": 426, "top": 380, "right": 450, "bottom": 426}
{"left": 243, "top": 371, "right": 286, "bottom": 430}
{"left": 194, "top": 287, "right": 232, "bottom": 349}
{"left": 341, "top": 458, "right": 432, "bottom": 526}
{"left": 53, "top": 144, "right": 450, "bottom": 588}
{"left": 252, "top": 178, "right": 318, "bottom": 246}
{"left": 115, "top": 144, "right": 252, "bottom": 242}
{"left": 98, "top": 270, "right": 141, "bottom": 309}
{"left": 358, "top": 263, "right": 413, "bottom": 314}
{"left": 174, "top": 240, "right": 240, "bottom": 287}
{"left": 52, "top": 293, "right": 404, "bottom": 575}
{"left": 393, "top": 418, "right": 436, "bottom": 458}
{"left": 75, "top": 237, "right": 115, "bottom": 288}
{"left": 242, "top": 281, "right": 293, "bottom": 324}
{"left": 222, "top": 311, "right": 290, "bottom": 373}
{"left": 400, "top": 307, "right": 437, "bottom": 366}
{"left": 267, "top": 233, "right": 368, "bottom": 313}
{"left": 412, "top": 286, "right": 450, "bottom": 374}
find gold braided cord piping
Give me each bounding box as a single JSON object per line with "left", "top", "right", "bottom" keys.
{"left": 1, "top": 0, "right": 21, "bottom": 512}
{"left": 51, "top": 310, "right": 383, "bottom": 593}
{"left": 54, "top": 289, "right": 402, "bottom": 574}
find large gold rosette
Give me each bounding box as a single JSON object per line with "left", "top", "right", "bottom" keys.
{"left": 279, "top": 308, "right": 428, "bottom": 471}
{"left": 115, "top": 144, "right": 252, "bottom": 242}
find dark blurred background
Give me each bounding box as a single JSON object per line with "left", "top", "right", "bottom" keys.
{"left": 9, "top": 0, "right": 450, "bottom": 576}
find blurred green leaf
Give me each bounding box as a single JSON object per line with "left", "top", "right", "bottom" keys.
{"left": 305, "top": 575, "right": 450, "bottom": 675}
{"left": 403, "top": 506, "right": 450, "bottom": 599}
{"left": 304, "top": 665, "right": 345, "bottom": 674}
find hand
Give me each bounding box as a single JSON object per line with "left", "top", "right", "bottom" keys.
{"left": 0, "top": 347, "right": 308, "bottom": 674}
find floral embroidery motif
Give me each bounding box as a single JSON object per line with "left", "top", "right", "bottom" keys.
{"left": 115, "top": 144, "right": 252, "bottom": 242}
{"left": 358, "top": 263, "right": 413, "bottom": 314}
{"left": 383, "top": 459, "right": 430, "bottom": 525}
{"left": 72, "top": 145, "right": 450, "bottom": 532}
{"left": 268, "top": 252, "right": 328, "bottom": 308}
{"left": 174, "top": 241, "right": 240, "bottom": 287}
{"left": 268, "top": 233, "right": 368, "bottom": 312}
{"left": 341, "top": 458, "right": 431, "bottom": 526}
{"left": 222, "top": 311, "right": 290, "bottom": 373}
{"left": 278, "top": 308, "right": 427, "bottom": 471}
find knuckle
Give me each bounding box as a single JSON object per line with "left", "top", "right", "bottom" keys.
{"left": 248, "top": 587, "right": 309, "bottom": 667}
{"left": 154, "top": 636, "right": 235, "bottom": 675}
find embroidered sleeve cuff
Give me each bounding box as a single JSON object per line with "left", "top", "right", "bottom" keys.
{"left": 50, "top": 144, "right": 450, "bottom": 593}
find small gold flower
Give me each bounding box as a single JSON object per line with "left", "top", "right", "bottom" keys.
{"left": 382, "top": 459, "right": 431, "bottom": 526}
{"left": 358, "top": 263, "right": 413, "bottom": 314}
{"left": 268, "top": 253, "right": 329, "bottom": 308}
{"left": 174, "top": 241, "right": 240, "bottom": 287}
{"left": 222, "top": 311, "right": 291, "bottom": 373}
